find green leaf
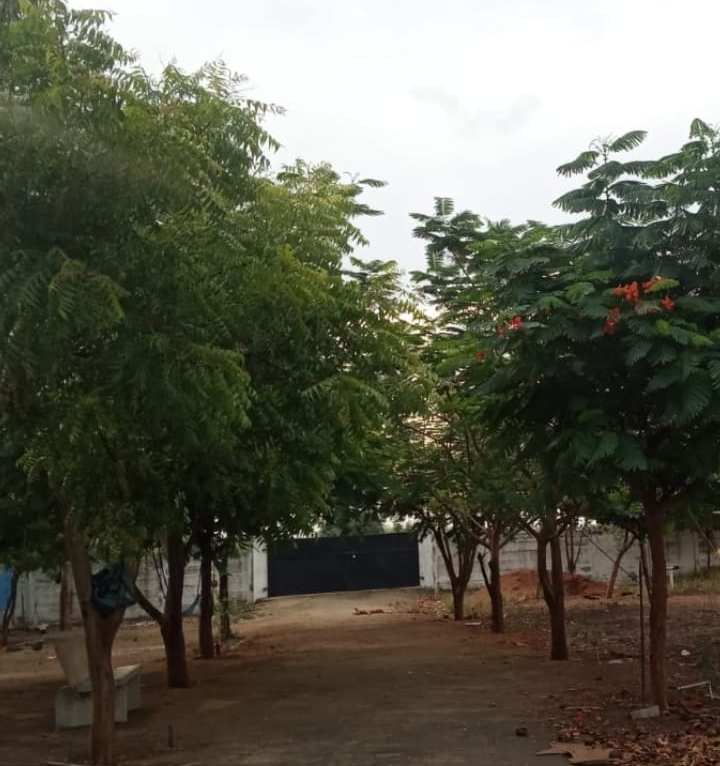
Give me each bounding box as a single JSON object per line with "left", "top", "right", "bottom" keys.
{"left": 655, "top": 319, "right": 671, "bottom": 335}
{"left": 556, "top": 150, "right": 599, "bottom": 178}
{"left": 690, "top": 333, "right": 714, "bottom": 348}
{"left": 707, "top": 360, "right": 720, "bottom": 389}
{"left": 565, "top": 282, "right": 596, "bottom": 301}
{"left": 590, "top": 432, "right": 619, "bottom": 463}
{"left": 675, "top": 374, "right": 713, "bottom": 424}
{"left": 625, "top": 339, "right": 653, "bottom": 366}
{"left": 689, "top": 118, "right": 714, "bottom": 139}
{"left": 616, "top": 435, "right": 648, "bottom": 472}
{"left": 608, "top": 130, "right": 647, "bottom": 153}
{"left": 643, "top": 278, "right": 679, "bottom": 293}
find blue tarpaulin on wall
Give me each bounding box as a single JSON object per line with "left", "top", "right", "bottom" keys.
{"left": 0, "top": 568, "right": 13, "bottom": 612}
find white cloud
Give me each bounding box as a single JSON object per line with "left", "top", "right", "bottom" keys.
{"left": 68, "top": 0, "right": 720, "bottom": 273}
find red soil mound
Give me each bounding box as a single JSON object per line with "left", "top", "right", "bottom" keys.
{"left": 498, "top": 568, "right": 607, "bottom": 598}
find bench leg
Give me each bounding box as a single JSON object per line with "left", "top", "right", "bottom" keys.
{"left": 126, "top": 676, "right": 142, "bottom": 711}
{"left": 55, "top": 685, "right": 129, "bottom": 729}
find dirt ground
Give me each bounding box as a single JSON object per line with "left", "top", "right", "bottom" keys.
{"left": 1, "top": 576, "right": 720, "bottom": 766}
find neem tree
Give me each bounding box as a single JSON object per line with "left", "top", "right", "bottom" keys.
{"left": 481, "top": 122, "right": 720, "bottom": 709}
{"left": 0, "top": 2, "right": 278, "bottom": 761}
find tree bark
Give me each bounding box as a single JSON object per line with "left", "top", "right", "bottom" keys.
{"left": 135, "top": 534, "right": 191, "bottom": 688}
{"left": 536, "top": 528, "right": 569, "bottom": 661}
{"left": 644, "top": 496, "right": 668, "bottom": 711}
{"left": 606, "top": 530, "right": 634, "bottom": 599}
{"left": 162, "top": 534, "right": 190, "bottom": 687}
{"left": 64, "top": 521, "right": 131, "bottom": 766}
{"left": 450, "top": 578, "right": 465, "bottom": 621}
{"left": 639, "top": 538, "right": 652, "bottom": 600}
{"left": 478, "top": 527, "right": 504, "bottom": 633}
{"left": 564, "top": 525, "right": 583, "bottom": 577}
{"left": 433, "top": 529, "right": 477, "bottom": 621}
{"left": 217, "top": 553, "right": 232, "bottom": 642}
{"left": 198, "top": 532, "right": 215, "bottom": 659}
{"left": 60, "top": 560, "right": 72, "bottom": 630}
{"left": 1, "top": 570, "right": 18, "bottom": 646}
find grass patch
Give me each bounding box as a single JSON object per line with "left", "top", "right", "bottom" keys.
{"left": 672, "top": 566, "right": 720, "bottom": 595}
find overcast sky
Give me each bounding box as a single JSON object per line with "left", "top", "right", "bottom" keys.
{"left": 70, "top": 0, "right": 720, "bottom": 274}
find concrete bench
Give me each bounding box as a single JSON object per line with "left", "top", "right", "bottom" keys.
{"left": 51, "top": 631, "right": 143, "bottom": 729}
{"left": 55, "top": 664, "right": 142, "bottom": 729}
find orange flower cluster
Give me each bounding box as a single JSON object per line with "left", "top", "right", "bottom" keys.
{"left": 603, "top": 306, "right": 621, "bottom": 335}
{"left": 496, "top": 316, "right": 523, "bottom": 337}
{"left": 605, "top": 276, "right": 674, "bottom": 334}
{"left": 613, "top": 281, "right": 641, "bottom": 304}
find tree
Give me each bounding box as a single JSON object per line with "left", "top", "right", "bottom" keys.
{"left": 0, "top": 2, "right": 280, "bottom": 761}
{"left": 409, "top": 199, "right": 523, "bottom": 631}
{"left": 480, "top": 122, "right": 720, "bottom": 709}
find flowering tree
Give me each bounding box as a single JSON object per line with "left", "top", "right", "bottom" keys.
{"left": 481, "top": 121, "right": 720, "bottom": 709}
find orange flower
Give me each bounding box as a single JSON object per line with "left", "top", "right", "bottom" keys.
{"left": 476, "top": 350, "right": 486, "bottom": 362}
{"left": 614, "top": 281, "right": 641, "bottom": 305}
{"left": 510, "top": 316, "right": 523, "bottom": 330}
{"left": 661, "top": 295, "right": 674, "bottom": 310}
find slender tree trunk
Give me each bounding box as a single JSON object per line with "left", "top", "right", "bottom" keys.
{"left": 198, "top": 533, "right": 215, "bottom": 659}
{"left": 488, "top": 539, "right": 504, "bottom": 633}
{"left": 704, "top": 530, "right": 714, "bottom": 572}
{"left": 644, "top": 497, "right": 668, "bottom": 711}
{"left": 549, "top": 533, "right": 567, "bottom": 659}
{"left": 536, "top": 528, "right": 569, "bottom": 661}
{"left": 65, "top": 521, "right": 130, "bottom": 766}
{"left": 217, "top": 553, "right": 232, "bottom": 642}
{"left": 162, "top": 534, "right": 190, "bottom": 687}
{"left": 639, "top": 538, "right": 652, "bottom": 599}
{"left": 60, "top": 561, "right": 72, "bottom": 630}
{"left": 606, "top": 530, "right": 634, "bottom": 599}
{"left": 478, "top": 528, "right": 505, "bottom": 634}
{"left": 564, "top": 526, "right": 576, "bottom": 576}
{"left": 433, "top": 530, "right": 476, "bottom": 621}
{"left": 135, "top": 534, "right": 190, "bottom": 688}
{"left": 450, "top": 577, "right": 465, "bottom": 620}
{"left": 1, "top": 570, "right": 18, "bottom": 646}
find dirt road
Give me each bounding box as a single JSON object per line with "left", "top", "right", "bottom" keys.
{"left": 0, "top": 588, "right": 581, "bottom": 765}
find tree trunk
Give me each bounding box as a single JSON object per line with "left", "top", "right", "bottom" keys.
{"left": 198, "top": 533, "right": 215, "bottom": 659}
{"left": 478, "top": 528, "right": 504, "bottom": 634}
{"left": 704, "top": 530, "right": 714, "bottom": 572}
{"left": 60, "top": 560, "right": 72, "bottom": 630}
{"left": 549, "top": 533, "right": 568, "bottom": 660}
{"left": 606, "top": 530, "right": 634, "bottom": 599}
{"left": 162, "top": 534, "right": 190, "bottom": 687}
{"left": 433, "top": 529, "right": 477, "bottom": 622}
{"left": 1, "top": 570, "right": 18, "bottom": 646}
{"left": 135, "top": 534, "right": 191, "bottom": 688}
{"left": 65, "top": 522, "right": 129, "bottom": 766}
{"left": 639, "top": 538, "right": 652, "bottom": 599}
{"left": 487, "top": 541, "right": 504, "bottom": 633}
{"left": 536, "top": 530, "right": 569, "bottom": 661}
{"left": 450, "top": 578, "right": 465, "bottom": 621}
{"left": 564, "top": 526, "right": 576, "bottom": 576}
{"left": 217, "top": 553, "right": 232, "bottom": 642}
{"left": 644, "top": 498, "right": 668, "bottom": 711}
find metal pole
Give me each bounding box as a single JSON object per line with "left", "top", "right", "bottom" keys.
{"left": 639, "top": 557, "right": 646, "bottom": 704}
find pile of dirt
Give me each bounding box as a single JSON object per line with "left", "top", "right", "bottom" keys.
{"left": 501, "top": 568, "right": 541, "bottom": 595}
{"left": 498, "top": 569, "right": 607, "bottom": 598}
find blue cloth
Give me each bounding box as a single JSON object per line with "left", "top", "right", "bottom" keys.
{"left": 0, "top": 568, "right": 14, "bottom": 612}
